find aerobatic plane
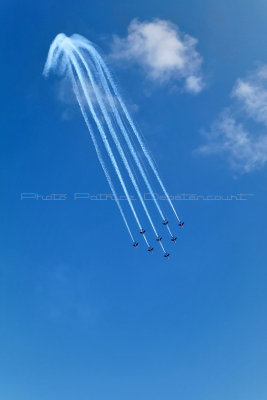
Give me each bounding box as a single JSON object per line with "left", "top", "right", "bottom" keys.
{"left": 140, "top": 229, "right": 146, "bottom": 234}
{"left": 164, "top": 252, "right": 170, "bottom": 259}
{"left": 179, "top": 221, "right": 184, "bottom": 227}
{"left": 133, "top": 241, "right": 138, "bottom": 247}
{"left": 156, "top": 236, "right": 162, "bottom": 242}
{"left": 171, "top": 236, "right": 177, "bottom": 243}
{"left": 163, "top": 220, "right": 168, "bottom": 226}
{"left": 148, "top": 247, "right": 154, "bottom": 253}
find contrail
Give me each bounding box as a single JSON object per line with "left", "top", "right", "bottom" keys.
{"left": 82, "top": 38, "right": 182, "bottom": 223}
{"left": 67, "top": 42, "right": 162, "bottom": 243}
{"left": 43, "top": 33, "right": 183, "bottom": 256}
{"left": 44, "top": 35, "right": 150, "bottom": 247}
{"left": 67, "top": 51, "right": 150, "bottom": 247}
{"left": 69, "top": 67, "right": 135, "bottom": 243}
{"left": 81, "top": 43, "right": 174, "bottom": 237}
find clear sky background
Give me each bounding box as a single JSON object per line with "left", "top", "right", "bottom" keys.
{"left": 1, "top": 1, "right": 267, "bottom": 399}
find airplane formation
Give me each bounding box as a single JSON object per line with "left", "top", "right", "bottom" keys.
{"left": 44, "top": 34, "right": 184, "bottom": 259}
{"left": 132, "top": 220, "right": 184, "bottom": 259}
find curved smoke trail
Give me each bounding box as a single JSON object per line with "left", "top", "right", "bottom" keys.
{"left": 67, "top": 43, "right": 162, "bottom": 242}
{"left": 43, "top": 33, "right": 184, "bottom": 255}
{"left": 74, "top": 36, "right": 181, "bottom": 223}
{"left": 44, "top": 35, "right": 150, "bottom": 247}
{"left": 82, "top": 43, "right": 174, "bottom": 237}
{"left": 69, "top": 67, "right": 135, "bottom": 243}
{"left": 67, "top": 50, "right": 150, "bottom": 247}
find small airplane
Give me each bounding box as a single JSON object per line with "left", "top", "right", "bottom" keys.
{"left": 140, "top": 229, "right": 146, "bottom": 234}
{"left": 179, "top": 221, "right": 184, "bottom": 227}
{"left": 148, "top": 247, "right": 154, "bottom": 253}
{"left": 164, "top": 252, "right": 170, "bottom": 259}
{"left": 156, "top": 236, "right": 162, "bottom": 242}
{"left": 163, "top": 220, "right": 168, "bottom": 226}
{"left": 133, "top": 241, "right": 138, "bottom": 247}
{"left": 171, "top": 236, "right": 177, "bottom": 243}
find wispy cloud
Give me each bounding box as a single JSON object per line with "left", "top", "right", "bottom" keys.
{"left": 110, "top": 18, "right": 204, "bottom": 93}
{"left": 231, "top": 66, "right": 267, "bottom": 125}
{"left": 197, "top": 66, "right": 267, "bottom": 172}
{"left": 56, "top": 75, "right": 138, "bottom": 119}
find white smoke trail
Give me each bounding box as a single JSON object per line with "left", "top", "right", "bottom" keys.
{"left": 84, "top": 40, "right": 182, "bottom": 223}
{"left": 43, "top": 34, "right": 66, "bottom": 76}
{"left": 67, "top": 51, "right": 150, "bottom": 245}
{"left": 43, "top": 33, "right": 182, "bottom": 255}
{"left": 67, "top": 43, "right": 161, "bottom": 241}
{"left": 81, "top": 43, "right": 174, "bottom": 237}
{"left": 69, "top": 67, "right": 135, "bottom": 243}
{"left": 44, "top": 34, "right": 149, "bottom": 247}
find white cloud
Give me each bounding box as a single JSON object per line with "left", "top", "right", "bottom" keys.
{"left": 110, "top": 18, "right": 204, "bottom": 93}
{"left": 185, "top": 76, "right": 203, "bottom": 94}
{"left": 197, "top": 66, "right": 267, "bottom": 173}
{"left": 231, "top": 66, "right": 267, "bottom": 125}
{"left": 198, "top": 111, "right": 267, "bottom": 172}
{"left": 56, "top": 75, "right": 138, "bottom": 118}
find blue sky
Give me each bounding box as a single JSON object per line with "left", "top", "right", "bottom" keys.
{"left": 1, "top": 0, "right": 267, "bottom": 399}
